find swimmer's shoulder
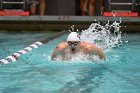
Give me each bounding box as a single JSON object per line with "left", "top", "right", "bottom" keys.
{"left": 80, "top": 42, "right": 96, "bottom": 47}
{"left": 57, "top": 42, "right": 67, "bottom": 46}
{"left": 55, "top": 42, "right": 68, "bottom": 50}
{"left": 80, "top": 42, "right": 98, "bottom": 50}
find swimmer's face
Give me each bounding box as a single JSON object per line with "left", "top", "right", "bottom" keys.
{"left": 67, "top": 41, "right": 79, "bottom": 52}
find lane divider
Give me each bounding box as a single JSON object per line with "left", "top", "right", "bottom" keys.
{"left": 0, "top": 42, "right": 43, "bottom": 65}
{"left": 0, "top": 30, "right": 68, "bottom": 65}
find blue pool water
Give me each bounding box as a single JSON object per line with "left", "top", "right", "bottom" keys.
{"left": 0, "top": 31, "right": 140, "bottom": 93}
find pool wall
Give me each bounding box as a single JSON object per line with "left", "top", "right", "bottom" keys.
{"left": 0, "top": 16, "right": 140, "bottom": 32}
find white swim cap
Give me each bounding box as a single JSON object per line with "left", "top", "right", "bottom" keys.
{"left": 67, "top": 32, "right": 80, "bottom": 41}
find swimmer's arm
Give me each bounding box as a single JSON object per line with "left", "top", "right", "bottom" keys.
{"left": 51, "top": 42, "right": 67, "bottom": 60}
{"left": 51, "top": 45, "right": 61, "bottom": 60}
{"left": 96, "top": 48, "right": 107, "bottom": 60}
{"left": 51, "top": 50, "right": 57, "bottom": 60}
{"left": 51, "top": 45, "right": 66, "bottom": 60}
{"left": 51, "top": 49, "right": 66, "bottom": 60}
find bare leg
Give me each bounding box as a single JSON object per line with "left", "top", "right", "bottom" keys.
{"left": 80, "top": 0, "right": 88, "bottom": 16}
{"left": 89, "top": 0, "right": 94, "bottom": 16}
{"left": 100, "top": 0, "right": 104, "bottom": 15}
{"left": 40, "top": 0, "right": 45, "bottom": 16}
{"left": 30, "top": 2, "right": 36, "bottom": 15}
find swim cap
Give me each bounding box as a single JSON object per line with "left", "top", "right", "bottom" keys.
{"left": 67, "top": 32, "right": 80, "bottom": 41}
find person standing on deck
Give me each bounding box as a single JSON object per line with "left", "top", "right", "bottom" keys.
{"left": 29, "top": 0, "right": 45, "bottom": 15}
{"left": 80, "top": 0, "right": 95, "bottom": 16}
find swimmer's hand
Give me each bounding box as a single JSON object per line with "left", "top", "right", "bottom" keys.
{"left": 97, "top": 48, "right": 107, "bottom": 61}
{"left": 51, "top": 51, "right": 57, "bottom": 60}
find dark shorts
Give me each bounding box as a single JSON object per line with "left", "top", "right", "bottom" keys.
{"left": 30, "top": 0, "right": 45, "bottom": 4}
{"left": 30, "top": 0, "right": 38, "bottom": 5}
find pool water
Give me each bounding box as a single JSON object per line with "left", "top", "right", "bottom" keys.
{"left": 0, "top": 31, "right": 57, "bottom": 59}
{"left": 0, "top": 31, "right": 140, "bottom": 93}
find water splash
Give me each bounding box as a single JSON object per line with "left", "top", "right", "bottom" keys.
{"left": 51, "top": 52, "right": 100, "bottom": 63}
{"left": 80, "top": 20, "right": 122, "bottom": 50}
{"left": 68, "top": 25, "right": 79, "bottom": 33}
{"left": 54, "top": 20, "right": 122, "bottom": 62}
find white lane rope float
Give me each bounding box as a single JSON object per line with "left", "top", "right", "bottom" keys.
{"left": 0, "top": 42, "right": 43, "bottom": 64}
{"left": 0, "top": 31, "right": 67, "bottom": 65}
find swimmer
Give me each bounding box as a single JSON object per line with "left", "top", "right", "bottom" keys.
{"left": 51, "top": 32, "right": 106, "bottom": 61}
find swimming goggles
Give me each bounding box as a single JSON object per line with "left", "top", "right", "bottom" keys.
{"left": 67, "top": 41, "right": 79, "bottom": 45}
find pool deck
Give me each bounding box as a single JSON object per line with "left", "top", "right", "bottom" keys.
{"left": 0, "top": 16, "right": 140, "bottom": 32}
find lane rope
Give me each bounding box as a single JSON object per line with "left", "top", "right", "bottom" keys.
{"left": 0, "top": 30, "right": 67, "bottom": 65}
{"left": 0, "top": 42, "right": 43, "bottom": 65}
